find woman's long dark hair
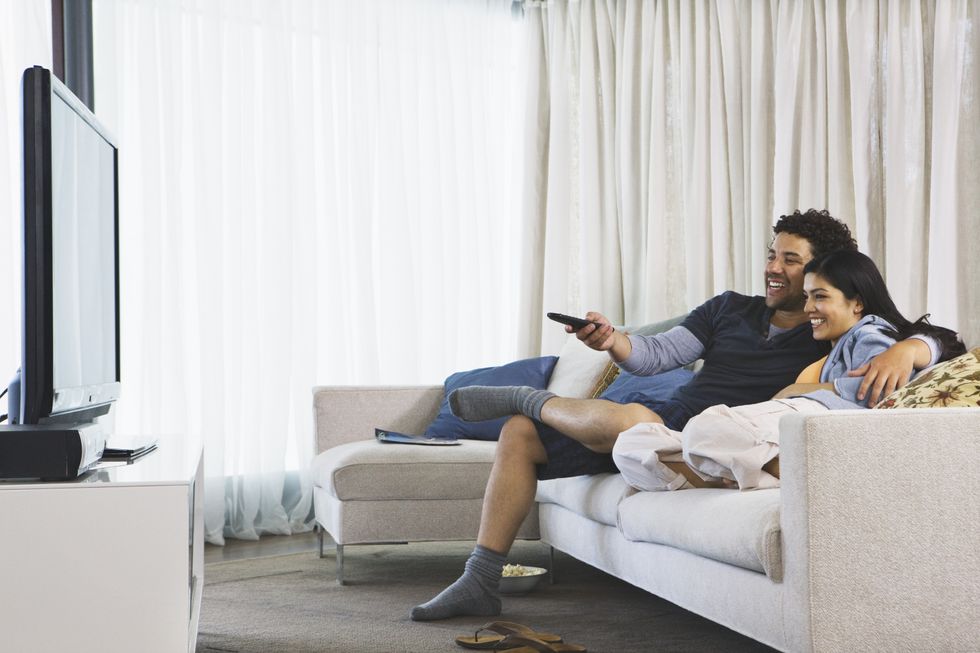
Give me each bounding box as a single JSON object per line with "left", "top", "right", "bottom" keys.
{"left": 803, "top": 250, "right": 965, "bottom": 362}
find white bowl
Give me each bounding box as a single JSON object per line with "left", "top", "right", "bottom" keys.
{"left": 499, "top": 566, "right": 547, "bottom": 594}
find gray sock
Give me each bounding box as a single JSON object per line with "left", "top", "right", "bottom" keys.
{"left": 410, "top": 545, "right": 505, "bottom": 621}
{"left": 448, "top": 385, "right": 555, "bottom": 422}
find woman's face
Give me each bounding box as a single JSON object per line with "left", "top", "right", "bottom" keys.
{"left": 803, "top": 272, "right": 864, "bottom": 343}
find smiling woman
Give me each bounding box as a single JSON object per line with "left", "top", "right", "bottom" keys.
{"left": 803, "top": 273, "right": 864, "bottom": 344}
{"left": 91, "top": 0, "right": 527, "bottom": 544}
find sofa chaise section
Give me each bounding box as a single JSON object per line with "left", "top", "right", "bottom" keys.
{"left": 311, "top": 385, "right": 538, "bottom": 583}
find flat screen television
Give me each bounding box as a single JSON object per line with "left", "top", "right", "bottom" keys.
{"left": 10, "top": 65, "right": 120, "bottom": 428}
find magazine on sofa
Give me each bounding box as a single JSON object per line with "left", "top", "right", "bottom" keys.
{"left": 375, "top": 428, "right": 460, "bottom": 446}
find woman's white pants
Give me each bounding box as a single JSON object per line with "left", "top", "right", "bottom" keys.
{"left": 611, "top": 397, "right": 826, "bottom": 491}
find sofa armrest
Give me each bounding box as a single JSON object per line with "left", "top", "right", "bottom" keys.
{"left": 779, "top": 408, "right": 980, "bottom": 653}
{"left": 312, "top": 385, "right": 444, "bottom": 453}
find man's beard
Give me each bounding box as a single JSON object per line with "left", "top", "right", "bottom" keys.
{"left": 767, "top": 292, "right": 806, "bottom": 313}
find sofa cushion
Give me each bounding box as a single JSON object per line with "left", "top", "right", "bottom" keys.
{"left": 876, "top": 346, "right": 980, "bottom": 409}
{"left": 598, "top": 367, "right": 694, "bottom": 404}
{"left": 545, "top": 314, "right": 690, "bottom": 399}
{"left": 311, "top": 439, "right": 498, "bottom": 501}
{"left": 617, "top": 488, "right": 783, "bottom": 580}
{"left": 425, "top": 356, "right": 559, "bottom": 440}
{"left": 626, "top": 314, "right": 687, "bottom": 337}
{"left": 535, "top": 473, "right": 632, "bottom": 527}
{"left": 546, "top": 337, "right": 613, "bottom": 398}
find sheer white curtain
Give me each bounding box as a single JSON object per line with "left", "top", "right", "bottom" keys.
{"left": 92, "top": 0, "right": 526, "bottom": 544}
{"left": 519, "top": 0, "right": 980, "bottom": 355}
{"left": 0, "top": 2, "right": 51, "bottom": 394}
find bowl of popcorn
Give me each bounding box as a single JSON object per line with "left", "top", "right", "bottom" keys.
{"left": 499, "top": 563, "right": 548, "bottom": 594}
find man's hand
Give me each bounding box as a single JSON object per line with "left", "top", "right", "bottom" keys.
{"left": 571, "top": 311, "right": 615, "bottom": 349}
{"left": 571, "top": 311, "right": 632, "bottom": 361}
{"left": 847, "top": 339, "right": 929, "bottom": 406}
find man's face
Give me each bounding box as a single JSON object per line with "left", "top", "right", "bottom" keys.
{"left": 765, "top": 232, "right": 814, "bottom": 312}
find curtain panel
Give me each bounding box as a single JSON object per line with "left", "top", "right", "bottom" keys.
{"left": 92, "top": 0, "right": 526, "bottom": 544}
{"left": 0, "top": 2, "right": 52, "bottom": 384}
{"left": 519, "top": 0, "right": 980, "bottom": 356}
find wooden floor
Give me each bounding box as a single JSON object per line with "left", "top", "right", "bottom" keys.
{"left": 204, "top": 530, "right": 323, "bottom": 564}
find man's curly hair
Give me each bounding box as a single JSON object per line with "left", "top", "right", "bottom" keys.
{"left": 772, "top": 209, "right": 857, "bottom": 261}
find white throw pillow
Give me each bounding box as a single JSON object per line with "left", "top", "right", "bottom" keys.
{"left": 546, "top": 335, "right": 615, "bottom": 398}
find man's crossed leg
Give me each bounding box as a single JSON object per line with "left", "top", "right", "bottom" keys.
{"left": 410, "top": 386, "right": 661, "bottom": 620}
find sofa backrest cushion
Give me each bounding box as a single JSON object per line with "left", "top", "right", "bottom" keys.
{"left": 425, "top": 356, "right": 559, "bottom": 440}
{"left": 598, "top": 367, "right": 694, "bottom": 405}
{"left": 626, "top": 314, "right": 688, "bottom": 337}
{"left": 424, "top": 314, "right": 693, "bottom": 440}
{"left": 546, "top": 314, "right": 691, "bottom": 398}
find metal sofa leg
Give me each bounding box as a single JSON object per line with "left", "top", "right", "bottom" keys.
{"left": 313, "top": 524, "right": 345, "bottom": 584}
{"left": 549, "top": 546, "right": 556, "bottom": 584}
{"left": 336, "top": 544, "right": 345, "bottom": 585}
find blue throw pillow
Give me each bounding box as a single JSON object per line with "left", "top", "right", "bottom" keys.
{"left": 598, "top": 367, "right": 694, "bottom": 406}
{"left": 425, "top": 356, "right": 559, "bottom": 441}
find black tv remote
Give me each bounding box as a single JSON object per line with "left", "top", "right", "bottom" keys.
{"left": 546, "top": 312, "right": 597, "bottom": 331}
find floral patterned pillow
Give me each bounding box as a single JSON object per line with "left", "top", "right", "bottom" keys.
{"left": 876, "top": 347, "right": 980, "bottom": 409}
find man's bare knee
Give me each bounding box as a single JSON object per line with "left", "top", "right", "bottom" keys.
{"left": 497, "top": 416, "right": 546, "bottom": 463}
{"left": 619, "top": 402, "right": 662, "bottom": 430}
{"left": 580, "top": 403, "right": 663, "bottom": 454}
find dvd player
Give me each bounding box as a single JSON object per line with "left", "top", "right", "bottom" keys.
{"left": 0, "top": 423, "right": 106, "bottom": 480}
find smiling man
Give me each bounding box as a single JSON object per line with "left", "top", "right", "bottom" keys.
{"left": 410, "top": 209, "right": 940, "bottom": 622}
{"left": 767, "top": 213, "right": 853, "bottom": 322}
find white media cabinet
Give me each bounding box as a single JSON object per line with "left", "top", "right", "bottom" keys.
{"left": 0, "top": 440, "right": 204, "bottom": 653}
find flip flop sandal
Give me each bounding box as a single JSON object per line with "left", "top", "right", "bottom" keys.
{"left": 489, "top": 634, "right": 587, "bottom": 653}
{"left": 455, "top": 621, "right": 563, "bottom": 650}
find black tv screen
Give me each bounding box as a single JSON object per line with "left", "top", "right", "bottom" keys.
{"left": 17, "top": 65, "right": 120, "bottom": 425}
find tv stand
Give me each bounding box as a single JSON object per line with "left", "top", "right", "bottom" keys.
{"left": 0, "top": 439, "right": 203, "bottom": 653}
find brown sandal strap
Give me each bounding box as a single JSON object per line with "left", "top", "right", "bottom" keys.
{"left": 476, "top": 622, "right": 561, "bottom": 644}
{"left": 493, "top": 634, "right": 558, "bottom": 653}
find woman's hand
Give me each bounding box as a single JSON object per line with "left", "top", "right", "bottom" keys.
{"left": 847, "top": 339, "right": 929, "bottom": 406}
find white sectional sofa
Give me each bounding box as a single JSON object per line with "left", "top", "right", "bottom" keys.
{"left": 311, "top": 331, "right": 980, "bottom": 652}
{"left": 535, "top": 408, "right": 979, "bottom": 651}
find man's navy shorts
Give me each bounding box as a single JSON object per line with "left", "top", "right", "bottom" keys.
{"left": 534, "top": 397, "right": 691, "bottom": 481}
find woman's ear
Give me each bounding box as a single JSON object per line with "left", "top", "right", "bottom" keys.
{"left": 854, "top": 297, "right": 865, "bottom": 314}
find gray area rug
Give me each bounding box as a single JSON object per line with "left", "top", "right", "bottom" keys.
{"left": 196, "top": 540, "right": 776, "bottom": 653}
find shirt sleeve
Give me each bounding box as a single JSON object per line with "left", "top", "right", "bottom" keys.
{"left": 831, "top": 327, "right": 899, "bottom": 406}
{"left": 677, "top": 292, "right": 730, "bottom": 349}
{"left": 906, "top": 334, "right": 941, "bottom": 367}
{"left": 619, "top": 326, "right": 705, "bottom": 377}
